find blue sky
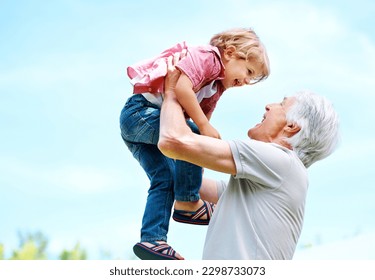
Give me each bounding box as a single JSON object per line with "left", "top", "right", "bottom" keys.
{"left": 1, "top": 0, "right": 374, "bottom": 260}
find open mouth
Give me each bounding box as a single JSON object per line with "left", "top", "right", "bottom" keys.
{"left": 233, "top": 79, "right": 242, "bottom": 87}
{"left": 254, "top": 115, "right": 266, "bottom": 128}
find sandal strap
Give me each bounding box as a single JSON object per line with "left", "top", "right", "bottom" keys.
{"left": 172, "top": 200, "right": 216, "bottom": 225}
{"left": 150, "top": 243, "right": 176, "bottom": 257}
{"left": 191, "top": 200, "right": 214, "bottom": 220}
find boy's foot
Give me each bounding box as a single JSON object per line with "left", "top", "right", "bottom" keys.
{"left": 133, "top": 241, "right": 184, "bottom": 260}
{"left": 173, "top": 200, "right": 215, "bottom": 225}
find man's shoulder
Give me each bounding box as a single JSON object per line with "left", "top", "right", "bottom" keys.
{"left": 229, "top": 139, "right": 297, "bottom": 166}
{"left": 230, "top": 139, "right": 279, "bottom": 150}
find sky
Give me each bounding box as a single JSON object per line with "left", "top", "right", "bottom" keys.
{"left": 1, "top": 0, "right": 375, "bottom": 260}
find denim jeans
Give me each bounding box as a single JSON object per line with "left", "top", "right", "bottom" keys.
{"left": 120, "top": 94, "right": 202, "bottom": 242}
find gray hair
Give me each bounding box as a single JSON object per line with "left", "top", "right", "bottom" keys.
{"left": 286, "top": 91, "right": 340, "bottom": 168}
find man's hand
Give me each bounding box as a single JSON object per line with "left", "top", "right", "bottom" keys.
{"left": 200, "top": 122, "right": 221, "bottom": 139}
{"left": 164, "top": 50, "right": 187, "bottom": 96}
{"left": 159, "top": 51, "right": 236, "bottom": 175}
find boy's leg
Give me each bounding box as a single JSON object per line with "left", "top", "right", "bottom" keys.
{"left": 128, "top": 142, "right": 175, "bottom": 242}
{"left": 172, "top": 120, "right": 215, "bottom": 225}
{"left": 120, "top": 95, "right": 179, "bottom": 255}
{"left": 173, "top": 119, "right": 202, "bottom": 202}
{"left": 173, "top": 157, "right": 214, "bottom": 225}
{"left": 126, "top": 140, "right": 184, "bottom": 259}
{"left": 174, "top": 159, "right": 202, "bottom": 202}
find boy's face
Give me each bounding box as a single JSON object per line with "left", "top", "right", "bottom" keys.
{"left": 221, "top": 56, "right": 259, "bottom": 90}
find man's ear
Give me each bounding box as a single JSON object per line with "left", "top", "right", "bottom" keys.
{"left": 285, "top": 122, "right": 301, "bottom": 136}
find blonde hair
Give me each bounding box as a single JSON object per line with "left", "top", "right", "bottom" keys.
{"left": 210, "top": 28, "right": 270, "bottom": 84}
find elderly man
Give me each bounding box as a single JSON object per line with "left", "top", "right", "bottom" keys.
{"left": 157, "top": 57, "right": 340, "bottom": 260}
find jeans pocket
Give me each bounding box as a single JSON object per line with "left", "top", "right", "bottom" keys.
{"left": 120, "top": 105, "right": 160, "bottom": 145}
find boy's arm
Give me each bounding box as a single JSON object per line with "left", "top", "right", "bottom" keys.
{"left": 205, "top": 111, "right": 213, "bottom": 121}
{"left": 174, "top": 74, "right": 220, "bottom": 139}
{"left": 158, "top": 68, "right": 236, "bottom": 175}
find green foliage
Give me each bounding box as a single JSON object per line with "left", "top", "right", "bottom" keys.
{"left": 0, "top": 243, "right": 4, "bottom": 260}
{"left": 1, "top": 231, "right": 88, "bottom": 260}
{"left": 1, "top": 231, "right": 134, "bottom": 259}
{"left": 10, "top": 241, "right": 47, "bottom": 260}
{"left": 10, "top": 231, "right": 48, "bottom": 260}
{"left": 59, "top": 243, "right": 87, "bottom": 260}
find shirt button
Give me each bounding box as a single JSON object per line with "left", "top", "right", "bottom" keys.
{"left": 148, "top": 87, "right": 152, "bottom": 92}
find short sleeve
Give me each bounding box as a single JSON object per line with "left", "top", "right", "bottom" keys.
{"left": 176, "top": 46, "right": 225, "bottom": 92}
{"left": 228, "top": 139, "right": 293, "bottom": 188}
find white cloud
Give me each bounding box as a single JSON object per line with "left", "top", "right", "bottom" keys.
{"left": 0, "top": 53, "right": 122, "bottom": 91}
{"left": 0, "top": 157, "right": 133, "bottom": 194}
{"left": 325, "top": 138, "right": 375, "bottom": 164}
{"left": 48, "top": 165, "right": 124, "bottom": 193}
{"left": 295, "top": 231, "right": 375, "bottom": 259}
{"left": 224, "top": 1, "right": 375, "bottom": 98}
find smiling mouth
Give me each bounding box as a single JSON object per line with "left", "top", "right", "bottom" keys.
{"left": 233, "top": 79, "right": 242, "bottom": 87}
{"left": 254, "top": 116, "right": 265, "bottom": 128}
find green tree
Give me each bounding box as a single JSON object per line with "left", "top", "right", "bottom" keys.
{"left": 59, "top": 242, "right": 87, "bottom": 260}
{"left": 0, "top": 243, "right": 4, "bottom": 260}
{"left": 10, "top": 231, "right": 48, "bottom": 260}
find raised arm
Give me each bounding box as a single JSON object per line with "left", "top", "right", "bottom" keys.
{"left": 174, "top": 74, "right": 220, "bottom": 139}
{"left": 158, "top": 56, "right": 236, "bottom": 175}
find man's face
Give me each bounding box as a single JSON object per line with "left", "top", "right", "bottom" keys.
{"left": 248, "top": 97, "right": 296, "bottom": 142}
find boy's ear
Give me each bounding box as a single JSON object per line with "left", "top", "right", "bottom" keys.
{"left": 223, "top": 45, "right": 237, "bottom": 59}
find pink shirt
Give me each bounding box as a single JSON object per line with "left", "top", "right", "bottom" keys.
{"left": 127, "top": 42, "right": 226, "bottom": 116}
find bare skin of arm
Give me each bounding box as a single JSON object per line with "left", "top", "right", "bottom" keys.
{"left": 158, "top": 62, "right": 236, "bottom": 175}
{"left": 200, "top": 178, "right": 220, "bottom": 204}
{"left": 174, "top": 73, "right": 220, "bottom": 139}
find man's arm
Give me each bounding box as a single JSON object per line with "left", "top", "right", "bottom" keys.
{"left": 158, "top": 58, "right": 236, "bottom": 175}
{"left": 200, "top": 178, "right": 221, "bottom": 204}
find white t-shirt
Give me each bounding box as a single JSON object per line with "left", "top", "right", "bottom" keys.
{"left": 202, "top": 139, "right": 308, "bottom": 260}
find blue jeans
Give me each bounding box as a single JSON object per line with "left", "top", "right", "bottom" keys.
{"left": 120, "top": 94, "right": 202, "bottom": 242}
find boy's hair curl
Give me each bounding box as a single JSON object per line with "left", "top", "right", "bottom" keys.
{"left": 210, "top": 28, "right": 270, "bottom": 84}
